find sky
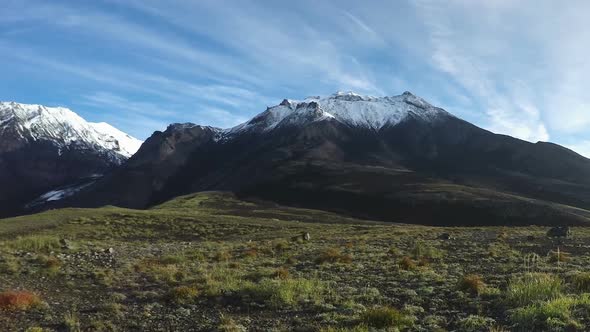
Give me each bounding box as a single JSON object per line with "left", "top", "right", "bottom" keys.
{"left": 1, "top": 1, "right": 590, "bottom": 156}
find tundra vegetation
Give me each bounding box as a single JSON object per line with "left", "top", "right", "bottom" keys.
{"left": 1, "top": 192, "right": 589, "bottom": 331}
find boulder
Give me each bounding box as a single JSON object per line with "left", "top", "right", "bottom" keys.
{"left": 547, "top": 226, "right": 571, "bottom": 238}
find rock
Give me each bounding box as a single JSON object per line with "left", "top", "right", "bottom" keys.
{"left": 105, "top": 247, "right": 115, "bottom": 254}
{"left": 303, "top": 232, "right": 311, "bottom": 241}
{"left": 290, "top": 232, "right": 311, "bottom": 242}
{"left": 547, "top": 226, "right": 571, "bottom": 238}
{"left": 59, "top": 238, "right": 73, "bottom": 250}
{"left": 438, "top": 233, "right": 454, "bottom": 240}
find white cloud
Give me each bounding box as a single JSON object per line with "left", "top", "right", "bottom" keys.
{"left": 5, "top": 0, "right": 590, "bottom": 157}
{"left": 414, "top": 0, "right": 551, "bottom": 142}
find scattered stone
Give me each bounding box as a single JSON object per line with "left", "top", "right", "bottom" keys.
{"left": 105, "top": 248, "right": 115, "bottom": 255}
{"left": 438, "top": 233, "right": 454, "bottom": 240}
{"left": 547, "top": 226, "right": 571, "bottom": 238}
{"left": 59, "top": 238, "right": 73, "bottom": 250}
{"left": 291, "top": 232, "right": 311, "bottom": 242}
{"left": 303, "top": 232, "right": 311, "bottom": 241}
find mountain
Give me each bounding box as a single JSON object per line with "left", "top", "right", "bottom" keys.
{"left": 63, "top": 92, "right": 590, "bottom": 225}
{"left": 0, "top": 101, "right": 142, "bottom": 216}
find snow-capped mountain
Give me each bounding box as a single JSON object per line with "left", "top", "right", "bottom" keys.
{"left": 60, "top": 90, "right": 590, "bottom": 227}
{"left": 0, "top": 101, "right": 143, "bottom": 217}
{"left": 89, "top": 122, "right": 143, "bottom": 158}
{"left": 0, "top": 102, "right": 142, "bottom": 159}
{"left": 228, "top": 91, "right": 450, "bottom": 135}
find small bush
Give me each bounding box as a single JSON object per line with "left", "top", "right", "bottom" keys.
{"left": 273, "top": 240, "right": 290, "bottom": 252}
{"left": 0, "top": 291, "right": 42, "bottom": 310}
{"left": 412, "top": 241, "right": 443, "bottom": 260}
{"left": 243, "top": 247, "right": 258, "bottom": 258}
{"left": 219, "top": 313, "right": 245, "bottom": 332}
{"left": 0, "top": 255, "right": 19, "bottom": 274}
{"left": 572, "top": 272, "right": 590, "bottom": 292}
{"left": 135, "top": 259, "right": 185, "bottom": 284}
{"left": 360, "top": 306, "right": 414, "bottom": 329}
{"left": 548, "top": 250, "right": 571, "bottom": 263}
{"left": 398, "top": 256, "right": 417, "bottom": 271}
{"left": 159, "top": 255, "right": 186, "bottom": 265}
{"left": 506, "top": 273, "right": 562, "bottom": 306}
{"left": 458, "top": 274, "right": 486, "bottom": 295}
{"left": 316, "top": 248, "right": 352, "bottom": 264}
{"left": 457, "top": 315, "right": 495, "bottom": 332}
{"left": 63, "top": 311, "right": 81, "bottom": 332}
{"left": 37, "top": 255, "right": 62, "bottom": 275}
{"left": 10, "top": 236, "right": 61, "bottom": 252}
{"left": 274, "top": 267, "right": 290, "bottom": 280}
{"left": 168, "top": 286, "right": 199, "bottom": 304}
{"left": 242, "top": 277, "right": 328, "bottom": 308}
{"left": 214, "top": 250, "right": 232, "bottom": 262}
{"left": 25, "top": 328, "right": 46, "bottom": 332}
{"left": 510, "top": 295, "right": 590, "bottom": 331}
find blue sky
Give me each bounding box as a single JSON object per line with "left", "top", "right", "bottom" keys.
{"left": 2, "top": 1, "right": 590, "bottom": 156}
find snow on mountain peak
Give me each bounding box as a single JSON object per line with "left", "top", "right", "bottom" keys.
{"left": 89, "top": 122, "right": 143, "bottom": 157}
{"left": 0, "top": 101, "right": 143, "bottom": 158}
{"left": 230, "top": 91, "right": 450, "bottom": 134}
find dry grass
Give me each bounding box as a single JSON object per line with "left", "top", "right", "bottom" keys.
{"left": 0, "top": 291, "right": 42, "bottom": 310}
{"left": 458, "top": 274, "right": 486, "bottom": 295}
{"left": 398, "top": 256, "right": 417, "bottom": 271}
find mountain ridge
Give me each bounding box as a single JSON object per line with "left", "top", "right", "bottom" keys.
{"left": 0, "top": 101, "right": 143, "bottom": 216}
{"left": 54, "top": 91, "right": 590, "bottom": 226}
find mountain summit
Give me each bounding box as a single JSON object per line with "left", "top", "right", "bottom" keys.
{"left": 0, "top": 102, "right": 142, "bottom": 159}
{"left": 61, "top": 91, "right": 590, "bottom": 226}
{"left": 227, "top": 91, "right": 450, "bottom": 135}
{"left": 0, "top": 101, "right": 142, "bottom": 216}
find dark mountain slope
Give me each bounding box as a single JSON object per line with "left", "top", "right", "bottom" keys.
{"left": 66, "top": 92, "right": 590, "bottom": 226}
{"left": 65, "top": 123, "right": 220, "bottom": 209}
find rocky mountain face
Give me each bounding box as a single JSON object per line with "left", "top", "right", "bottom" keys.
{"left": 67, "top": 123, "right": 220, "bottom": 209}
{"left": 51, "top": 92, "right": 590, "bottom": 225}
{"left": 0, "top": 102, "right": 142, "bottom": 216}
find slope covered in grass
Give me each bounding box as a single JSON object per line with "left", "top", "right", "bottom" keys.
{"left": 2, "top": 192, "right": 590, "bottom": 331}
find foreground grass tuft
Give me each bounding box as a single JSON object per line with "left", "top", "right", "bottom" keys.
{"left": 506, "top": 273, "right": 562, "bottom": 306}
{"left": 9, "top": 235, "right": 61, "bottom": 252}
{"left": 243, "top": 277, "right": 329, "bottom": 308}
{"left": 360, "top": 306, "right": 414, "bottom": 329}
{"left": 458, "top": 274, "right": 486, "bottom": 295}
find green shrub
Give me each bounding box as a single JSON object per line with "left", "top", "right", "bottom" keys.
{"left": 412, "top": 241, "right": 443, "bottom": 260}
{"left": 510, "top": 295, "right": 590, "bottom": 331}
{"left": 457, "top": 315, "right": 495, "bottom": 332}
{"left": 10, "top": 236, "right": 61, "bottom": 252}
{"left": 360, "top": 306, "right": 414, "bottom": 329}
{"left": 572, "top": 272, "right": 590, "bottom": 292}
{"left": 242, "top": 277, "right": 328, "bottom": 308}
{"left": 316, "top": 248, "right": 352, "bottom": 264}
{"left": 159, "top": 254, "right": 186, "bottom": 265}
{"left": 0, "top": 255, "right": 19, "bottom": 274}
{"left": 214, "top": 250, "right": 232, "bottom": 262}
{"left": 63, "top": 311, "right": 81, "bottom": 332}
{"left": 506, "top": 273, "right": 562, "bottom": 306}
{"left": 168, "top": 285, "right": 199, "bottom": 304}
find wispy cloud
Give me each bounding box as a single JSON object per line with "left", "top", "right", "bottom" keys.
{"left": 3, "top": 0, "right": 590, "bottom": 157}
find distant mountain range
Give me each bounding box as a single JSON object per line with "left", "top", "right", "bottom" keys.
{"left": 30, "top": 91, "right": 587, "bottom": 226}
{"left": 5, "top": 92, "right": 590, "bottom": 226}
{"left": 0, "top": 101, "right": 142, "bottom": 216}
